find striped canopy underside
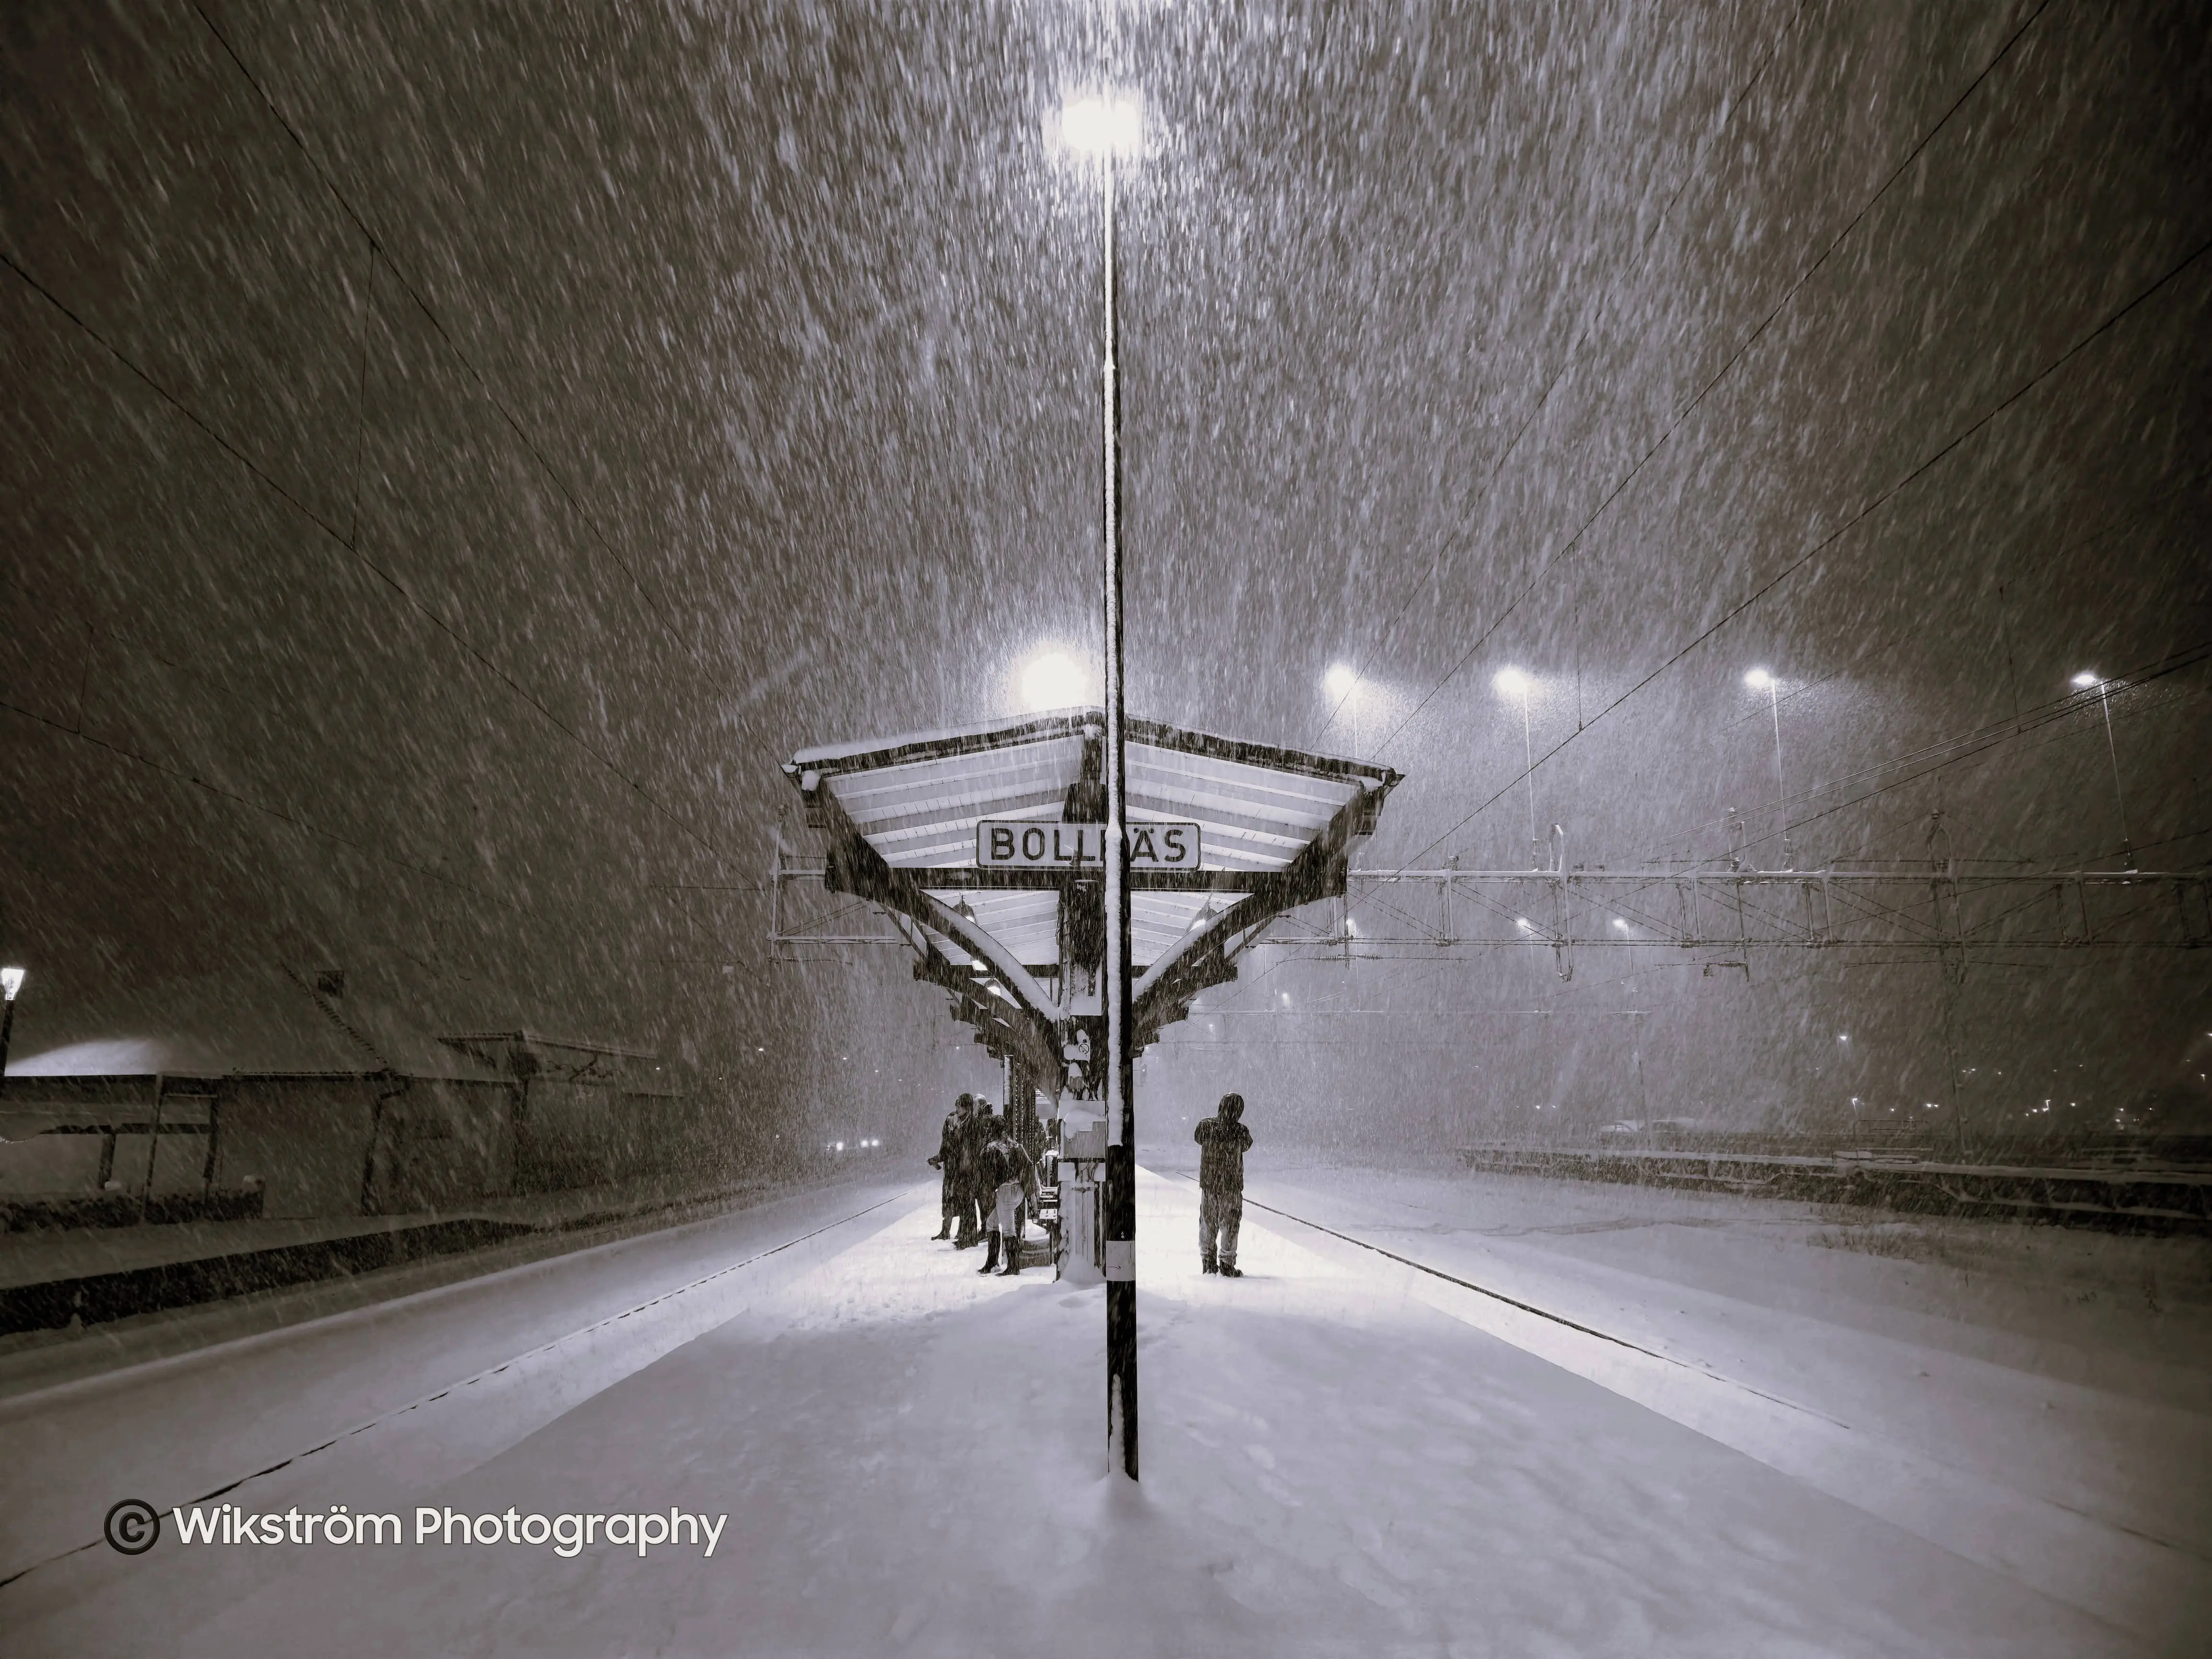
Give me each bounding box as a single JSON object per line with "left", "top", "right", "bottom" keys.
{"left": 824, "top": 734, "right": 1362, "bottom": 971}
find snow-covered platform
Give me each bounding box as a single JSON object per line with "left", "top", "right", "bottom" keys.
{"left": 0, "top": 1171, "right": 2166, "bottom": 1657}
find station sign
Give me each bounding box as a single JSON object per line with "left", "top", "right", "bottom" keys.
{"left": 975, "top": 819, "right": 1201, "bottom": 870}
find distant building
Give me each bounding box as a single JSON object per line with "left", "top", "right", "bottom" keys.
{"left": 0, "top": 1033, "right": 718, "bottom": 1226}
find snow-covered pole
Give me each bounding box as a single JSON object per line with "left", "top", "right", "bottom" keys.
{"left": 1060, "top": 90, "right": 1141, "bottom": 1481}
{"left": 1098, "top": 138, "right": 1139, "bottom": 1482}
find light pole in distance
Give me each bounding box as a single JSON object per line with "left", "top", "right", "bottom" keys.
{"left": 1744, "top": 668, "right": 1792, "bottom": 871}
{"left": 1494, "top": 668, "right": 1539, "bottom": 870}
{"left": 0, "top": 968, "right": 23, "bottom": 1092}
{"left": 2071, "top": 671, "right": 2134, "bottom": 870}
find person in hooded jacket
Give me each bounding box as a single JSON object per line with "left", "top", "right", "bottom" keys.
{"left": 974, "top": 1111, "right": 1040, "bottom": 1276}
{"left": 927, "top": 1094, "right": 972, "bottom": 1240}
{"left": 1193, "top": 1092, "right": 1254, "bottom": 1276}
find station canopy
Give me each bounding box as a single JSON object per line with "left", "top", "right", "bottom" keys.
{"left": 784, "top": 709, "right": 1401, "bottom": 1091}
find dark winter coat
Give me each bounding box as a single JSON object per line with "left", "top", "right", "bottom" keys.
{"left": 946, "top": 1119, "right": 982, "bottom": 1185}
{"left": 1193, "top": 1115, "right": 1253, "bottom": 1194}
{"left": 977, "top": 1136, "right": 1038, "bottom": 1198}
{"left": 929, "top": 1113, "right": 961, "bottom": 1171}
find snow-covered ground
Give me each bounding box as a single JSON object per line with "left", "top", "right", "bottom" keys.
{"left": 1174, "top": 1157, "right": 2212, "bottom": 1649}
{"left": 1, "top": 1165, "right": 2184, "bottom": 1657}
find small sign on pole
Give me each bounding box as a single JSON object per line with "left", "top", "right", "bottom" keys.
{"left": 976, "top": 820, "right": 1200, "bottom": 871}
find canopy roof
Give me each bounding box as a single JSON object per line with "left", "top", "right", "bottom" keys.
{"left": 792, "top": 709, "right": 1391, "bottom": 971}
{"left": 785, "top": 709, "right": 1401, "bottom": 1087}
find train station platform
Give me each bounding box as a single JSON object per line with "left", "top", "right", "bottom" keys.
{"left": 0, "top": 1171, "right": 2145, "bottom": 1659}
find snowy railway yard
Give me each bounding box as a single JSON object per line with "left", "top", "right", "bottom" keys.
{"left": 6, "top": 1, "right": 2212, "bottom": 1655}
{"left": 1, "top": 1163, "right": 2204, "bottom": 1658}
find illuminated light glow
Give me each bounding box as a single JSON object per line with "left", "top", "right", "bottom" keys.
{"left": 1514, "top": 917, "right": 1534, "bottom": 932}
{"left": 1744, "top": 668, "right": 1774, "bottom": 690}
{"left": 1610, "top": 918, "right": 1629, "bottom": 931}
{"left": 1493, "top": 667, "right": 1532, "bottom": 699}
{"left": 1059, "top": 95, "right": 1142, "bottom": 157}
{"left": 1018, "top": 648, "right": 1090, "bottom": 712}
{"left": 0, "top": 967, "right": 22, "bottom": 1001}
{"left": 2071, "top": 670, "right": 2100, "bottom": 689}
{"left": 1324, "top": 663, "right": 1358, "bottom": 700}
{"left": 1837, "top": 1033, "right": 1849, "bottom": 1042}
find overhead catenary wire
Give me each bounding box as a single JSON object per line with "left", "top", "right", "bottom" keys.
{"left": 1335, "top": 0, "right": 2059, "bottom": 768}
{"left": 1307, "top": 0, "right": 1817, "bottom": 754}
{"left": 1380, "top": 226, "right": 2212, "bottom": 879}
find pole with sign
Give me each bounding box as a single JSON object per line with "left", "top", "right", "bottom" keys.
{"left": 1060, "top": 88, "right": 1141, "bottom": 1483}
{"left": 1097, "top": 127, "right": 1139, "bottom": 1484}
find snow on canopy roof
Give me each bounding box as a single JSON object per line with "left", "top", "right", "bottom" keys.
{"left": 786, "top": 709, "right": 1400, "bottom": 971}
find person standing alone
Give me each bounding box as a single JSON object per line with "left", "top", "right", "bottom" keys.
{"left": 1193, "top": 1092, "right": 1253, "bottom": 1276}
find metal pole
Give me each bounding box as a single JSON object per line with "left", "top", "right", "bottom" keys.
{"left": 0, "top": 997, "right": 14, "bottom": 1095}
{"left": 2097, "top": 681, "right": 2133, "bottom": 869}
{"left": 1520, "top": 693, "right": 1538, "bottom": 871}
{"left": 1099, "top": 146, "right": 1139, "bottom": 1480}
{"left": 1767, "top": 681, "right": 1792, "bottom": 871}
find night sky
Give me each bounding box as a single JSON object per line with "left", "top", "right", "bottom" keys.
{"left": 2, "top": 2, "right": 2208, "bottom": 1151}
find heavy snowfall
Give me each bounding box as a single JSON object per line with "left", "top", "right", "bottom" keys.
{"left": 2, "top": 2, "right": 2209, "bottom": 1655}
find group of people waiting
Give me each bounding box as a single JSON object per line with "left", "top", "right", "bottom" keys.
{"left": 926, "top": 1088, "right": 1257, "bottom": 1281}
{"left": 928, "top": 1093, "right": 1038, "bottom": 1275}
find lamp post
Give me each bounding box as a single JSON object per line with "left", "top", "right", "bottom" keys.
{"left": 1744, "top": 669, "right": 1791, "bottom": 871}
{"left": 1063, "top": 91, "right": 1141, "bottom": 1480}
{"left": 0, "top": 967, "right": 23, "bottom": 1092}
{"left": 2071, "top": 672, "right": 2134, "bottom": 870}
{"left": 1493, "top": 668, "right": 1539, "bottom": 869}
{"left": 1325, "top": 663, "right": 1359, "bottom": 756}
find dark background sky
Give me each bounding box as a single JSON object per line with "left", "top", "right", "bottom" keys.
{"left": 2, "top": 1, "right": 2207, "bottom": 1152}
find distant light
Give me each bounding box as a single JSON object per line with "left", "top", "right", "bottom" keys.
{"left": 1837, "top": 1033, "right": 1848, "bottom": 1043}
{"left": 1515, "top": 917, "right": 1534, "bottom": 933}
{"left": 2071, "top": 671, "right": 2100, "bottom": 689}
{"left": 1019, "top": 648, "right": 1090, "bottom": 712}
{"left": 1744, "top": 668, "right": 1774, "bottom": 691}
{"left": 1279, "top": 991, "right": 1292, "bottom": 1006}
{"left": 1324, "top": 663, "right": 1358, "bottom": 700}
{"left": 1059, "top": 95, "right": 1141, "bottom": 157}
{"left": 0, "top": 967, "right": 22, "bottom": 1002}
{"left": 1493, "top": 667, "right": 1531, "bottom": 699}
{"left": 834, "top": 1141, "right": 845, "bottom": 1151}
{"left": 1610, "top": 918, "right": 1629, "bottom": 932}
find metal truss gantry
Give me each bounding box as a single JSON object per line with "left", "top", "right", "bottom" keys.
{"left": 777, "top": 859, "right": 2212, "bottom": 985}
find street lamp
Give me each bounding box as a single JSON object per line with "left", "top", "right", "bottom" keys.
{"left": 1019, "top": 648, "right": 1089, "bottom": 713}
{"left": 1324, "top": 663, "right": 1361, "bottom": 753}
{"left": 1062, "top": 89, "right": 1141, "bottom": 1480}
{"left": 1493, "top": 668, "right": 1539, "bottom": 870}
{"left": 1744, "top": 668, "right": 1791, "bottom": 870}
{"left": 2071, "top": 671, "right": 2134, "bottom": 869}
{"left": 0, "top": 967, "right": 23, "bottom": 1090}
